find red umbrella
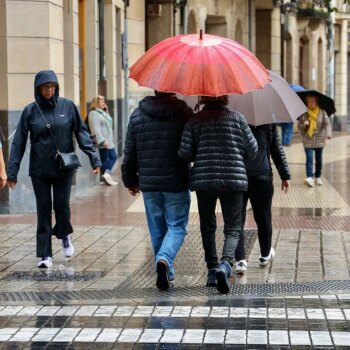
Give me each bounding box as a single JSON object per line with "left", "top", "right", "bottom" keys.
{"left": 129, "top": 32, "right": 270, "bottom": 96}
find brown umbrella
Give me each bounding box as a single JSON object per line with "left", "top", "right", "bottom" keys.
{"left": 180, "top": 71, "right": 307, "bottom": 126}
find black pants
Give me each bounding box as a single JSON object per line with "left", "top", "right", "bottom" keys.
{"left": 196, "top": 190, "right": 243, "bottom": 269}
{"left": 235, "top": 179, "right": 274, "bottom": 261}
{"left": 31, "top": 174, "right": 74, "bottom": 258}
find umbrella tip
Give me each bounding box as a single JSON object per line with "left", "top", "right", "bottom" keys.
{"left": 200, "top": 29, "right": 203, "bottom": 40}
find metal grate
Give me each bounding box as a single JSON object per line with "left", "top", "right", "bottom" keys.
{"left": 3, "top": 271, "right": 102, "bottom": 282}
{"left": 0, "top": 280, "right": 350, "bottom": 303}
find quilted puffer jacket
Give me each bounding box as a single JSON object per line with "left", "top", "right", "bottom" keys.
{"left": 121, "top": 95, "right": 193, "bottom": 192}
{"left": 178, "top": 102, "right": 258, "bottom": 191}
{"left": 245, "top": 124, "right": 291, "bottom": 181}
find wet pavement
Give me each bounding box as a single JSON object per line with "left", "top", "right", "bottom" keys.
{"left": 0, "top": 132, "right": 350, "bottom": 348}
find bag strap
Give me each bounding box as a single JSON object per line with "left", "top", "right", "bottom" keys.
{"left": 35, "top": 102, "right": 61, "bottom": 155}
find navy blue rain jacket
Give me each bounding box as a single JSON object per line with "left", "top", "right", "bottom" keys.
{"left": 7, "top": 70, "right": 101, "bottom": 180}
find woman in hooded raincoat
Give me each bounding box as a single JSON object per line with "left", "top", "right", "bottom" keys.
{"left": 7, "top": 70, "right": 101, "bottom": 268}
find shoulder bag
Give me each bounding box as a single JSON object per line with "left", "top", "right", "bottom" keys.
{"left": 36, "top": 103, "right": 81, "bottom": 170}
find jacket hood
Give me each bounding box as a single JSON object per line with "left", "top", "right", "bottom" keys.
{"left": 139, "top": 95, "right": 192, "bottom": 119}
{"left": 34, "top": 70, "right": 59, "bottom": 107}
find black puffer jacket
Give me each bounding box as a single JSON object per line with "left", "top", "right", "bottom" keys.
{"left": 245, "top": 124, "right": 291, "bottom": 181}
{"left": 179, "top": 103, "right": 258, "bottom": 191}
{"left": 7, "top": 70, "right": 101, "bottom": 181}
{"left": 121, "top": 95, "right": 193, "bottom": 192}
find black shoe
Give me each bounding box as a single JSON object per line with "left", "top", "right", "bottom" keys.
{"left": 156, "top": 260, "right": 170, "bottom": 291}
{"left": 216, "top": 261, "right": 232, "bottom": 294}
{"left": 206, "top": 268, "right": 217, "bottom": 287}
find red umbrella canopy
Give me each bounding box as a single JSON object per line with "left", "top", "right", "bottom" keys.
{"left": 129, "top": 32, "right": 271, "bottom": 96}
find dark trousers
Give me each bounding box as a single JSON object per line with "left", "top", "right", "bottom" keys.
{"left": 99, "top": 148, "right": 118, "bottom": 174}
{"left": 235, "top": 179, "right": 274, "bottom": 261}
{"left": 305, "top": 147, "right": 323, "bottom": 178}
{"left": 31, "top": 174, "right": 74, "bottom": 258}
{"left": 196, "top": 190, "right": 243, "bottom": 269}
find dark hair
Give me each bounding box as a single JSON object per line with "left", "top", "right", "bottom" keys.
{"left": 305, "top": 95, "right": 319, "bottom": 103}
{"left": 199, "top": 95, "right": 229, "bottom": 105}
{"left": 154, "top": 91, "right": 176, "bottom": 97}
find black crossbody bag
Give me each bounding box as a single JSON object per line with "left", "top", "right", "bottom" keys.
{"left": 36, "top": 103, "right": 81, "bottom": 170}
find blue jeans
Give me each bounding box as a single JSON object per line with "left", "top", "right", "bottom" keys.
{"left": 99, "top": 148, "right": 118, "bottom": 174}
{"left": 305, "top": 147, "right": 323, "bottom": 178}
{"left": 143, "top": 191, "right": 191, "bottom": 279}
{"left": 281, "top": 123, "right": 294, "bottom": 146}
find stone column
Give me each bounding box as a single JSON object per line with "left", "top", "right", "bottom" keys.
{"left": 255, "top": 7, "right": 281, "bottom": 73}
{"left": 270, "top": 7, "right": 281, "bottom": 74}
{"left": 64, "top": 0, "right": 79, "bottom": 102}
{"left": 335, "top": 19, "right": 348, "bottom": 129}
{"left": 2, "top": 0, "right": 65, "bottom": 213}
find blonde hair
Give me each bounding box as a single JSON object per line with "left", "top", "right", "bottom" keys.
{"left": 90, "top": 95, "right": 105, "bottom": 110}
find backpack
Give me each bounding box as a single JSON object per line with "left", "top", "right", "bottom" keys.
{"left": 244, "top": 127, "right": 270, "bottom": 177}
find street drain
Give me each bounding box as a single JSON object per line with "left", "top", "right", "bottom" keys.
{"left": 3, "top": 271, "right": 102, "bottom": 282}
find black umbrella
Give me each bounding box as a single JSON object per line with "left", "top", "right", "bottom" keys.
{"left": 296, "top": 90, "right": 336, "bottom": 116}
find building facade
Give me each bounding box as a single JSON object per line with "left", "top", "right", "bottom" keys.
{"left": 0, "top": 0, "right": 349, "bottom": 213}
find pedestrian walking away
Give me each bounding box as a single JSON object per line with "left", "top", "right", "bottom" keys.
{"left": 88, "top": 96, "right": 118, "bottom": 186}
{"left": 235, "top": 124, "right": 291, "bottom": 275}
{"left": 122, "top": 91, "right": 193, "bottom": 291}
{"left": 7, "top": 70, "right": 101, "bottom": 268}
{"left": 179, "top": 95, "right": 258, "bottom": 294}
{"left": 0, "top": 130, "right": 7, "bottom": 190}
{"left": 298, "top": 95, "right": 332, "bottom": 188}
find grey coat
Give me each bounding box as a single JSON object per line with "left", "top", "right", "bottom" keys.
{"left": 298, "top": 109, "right": 332, "bottom": 148}
{"left": 88, "top": 109, "right": 115, "bottom": 149}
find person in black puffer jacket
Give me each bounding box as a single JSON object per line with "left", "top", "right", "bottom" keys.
{"left": 179, "top": 95, "right": 258, "bottom": 294}
{"left": 122, "top": 92, "right": 193, "bottom": 291}
{"left": 234, "top": 124, "right": 291, "bottom": 275}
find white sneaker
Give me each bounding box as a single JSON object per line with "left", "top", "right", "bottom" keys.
{"left": 259, "top": 248, "right": 275, "bottom": 267}
{"left": 102, "top": 173, "right": 118, "bottom": 186}
{"left": 37, "top": 257, "right": 52, "bottom": 268}
{"left": 62, "top": 235, "right": 74, "bottom": 258}
{"left": 315, "top": 177, "right": 323, "bottom": 186}
{"left": 235, "top": 260, "right": 248, "bottom": 274}
{"left": 304, "top": 177, "right": 314, "bottom": 187}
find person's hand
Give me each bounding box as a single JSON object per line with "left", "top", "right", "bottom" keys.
{"left": 7, "top": 180, "right": 16, "bottom": 189}
{"left": 281, "top": 180, "right": 290, "bottom": 194}
{"left": 0, "top": 172, "right": 7, "bottom": 189}
{"left": 304, "top": 120, "right": 310, "bottom": 126}
{"left": 104, "top": 141, "right": 109, "bottom": 148}
{"left": 93, "top": 167, "right": 101, "bottom": 174}
{"left": 128, "top": 186, "right": 140, "bottom": 196}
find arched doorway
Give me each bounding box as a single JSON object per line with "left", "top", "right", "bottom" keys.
{"left": 317, "top": 38, "right": 324, "bottom": 92}
{"left": 235, "top": 19, "right": 243, "bottom": 44}
{"left": 285, "top": 33, "right": 293, "bottom": 83}
{"left": 188, "top": 10, "right": 197, "bottom": 34}
{"left": 299, "top": 36, "right": 310, "bottom": 88}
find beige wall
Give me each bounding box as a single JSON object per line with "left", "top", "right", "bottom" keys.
{"left": 186, "top": 0, "right": 251, "bottom": 46}
{"left": 335, "top": 19, "right": 348, "bottom": 116}
{"left": 296, "top": 17, "right": 327, "bottom": 91}
{"left": 5, "top": 0, "right": 65, "bottom": 110}
{"left": 128, "top": 1, "right": 147, "bottom": 96}
{"left": 0, "top": 0, "right": 8, "bottom": 111}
